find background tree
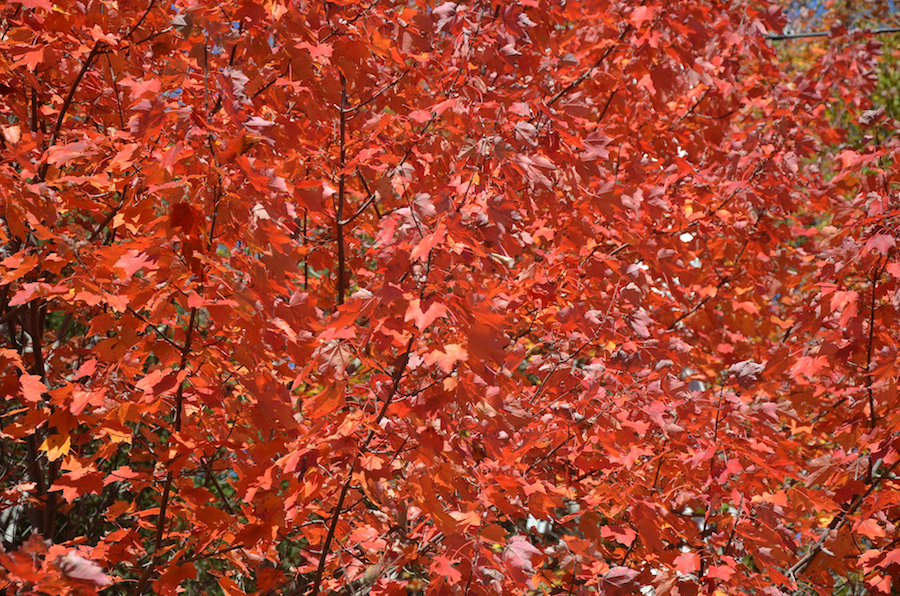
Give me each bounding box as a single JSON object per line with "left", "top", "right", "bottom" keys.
{"left": 0, "top": 0, "right": 899, "bottom": 595}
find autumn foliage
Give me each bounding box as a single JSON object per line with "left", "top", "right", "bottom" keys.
{"left": 1, "top": 0, "right": 899, "bottom": 595}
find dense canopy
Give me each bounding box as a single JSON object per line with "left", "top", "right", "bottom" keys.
{"left": 1, "top": 0, "right": 899, "bottom": 595}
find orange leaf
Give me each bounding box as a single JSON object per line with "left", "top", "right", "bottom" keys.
{"left": 673, "top": 552, "right": 700, "bottom": 574}
{"left": 423, "top": 344, "right": 468, "bottom": 373}
{"left": 857, "top": 518, "right": 885, "bottom": 539}
{"left": 430, "top": 556, "right": 462, "bottom": 583}
{"left": 404, "top": 299, "right": 447, "bottom": 331}
{"left": 40, "top": 433, "right": 71, "bottom": 462}
{"left": 115, "top": 249, "right": 157, "bottom": 278}
{"left": 20, "top": 374, "right": 46, "bottom": 403}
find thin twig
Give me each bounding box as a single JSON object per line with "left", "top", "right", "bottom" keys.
{"left": 546, "top": 26, "right": 631, "bottom": 107}
{"left": 525, "top": 434, "right": 572, "bottom": 473}
{"left": 789, "top": 458, "right": 900, "bottom": 577}
{"left": 681, "top": 85, "right": 711, "bottom": 120}
{"left": 335, "top": 73, "right": 348, "bottom": 305}
{"left": 38, "top": 43, "right": 103, "bottom": 180}
{"left": 597, "top": 88, "right": 618, "bottom": 123}
{"left": 181, "top": 544, "right": 242, "bottom": 564}
{"left": 300, "top": 336, "right": 416, "bottom": 596}
{"left": 338, "top": 191, "right": 378, "bottom": 227}
{"left": 865, "top": 262, "right": 882, "bottom": 430}
{"left": 122, "top": 0, "right": 158, "bottom": 42}
{"left": 131, "top": 307, "right": 197, "bottom": 596}
{"left": 722, "top": 497, "right": 743, "bottom": 557}
{"left": 126, "top": 307, "right": 182, "bottom": 350}
{"left": 344, "top": 69, "right": 410, "bottom": 115}
{"left": 88, "top": 188, "right": 129, "bottom": 242}
{"left": 461, "top": 533, "right": 481, "bottom": 596}
{"left": 765, "top": 27, "right": 900, "bottom": 41}
{"left": 105, "top": 53, "right": 126, "bottom": 129}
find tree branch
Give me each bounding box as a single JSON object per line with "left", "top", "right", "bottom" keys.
{"left": 865, "top": 263, "right": 882, "bottom": 430}
{"left": 300, "top": 336, "right": 415, "bottom": 596}
{"left": 546, "top": 26, "right": 630, "bottom": 107}
{"left": 38, "top": 43, "right": 103, "bottom": 181}
{"left": 335, "top": 73, "right": 348, "bottom": 305}
{"left": 789, "top": 458, "right": 900, "bottom": 577}
{"left": 123, "top": 0, "right": 158, "bottom": 42}
{"left": 131, "top": 306, "right": 197, "bottom": 596}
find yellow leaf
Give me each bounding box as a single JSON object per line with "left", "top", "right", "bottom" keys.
{"left": 104, "top": 428, "right": 132, "bottom": 443}
{"left": 40, "top": 433, "right": 71, "bottom": 462}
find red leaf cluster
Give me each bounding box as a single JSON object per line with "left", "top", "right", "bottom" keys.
{"left": 1, "top": 0, "right": 899, "bottom": 595}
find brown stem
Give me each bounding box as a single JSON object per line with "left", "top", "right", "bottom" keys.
{"left": 303, "top": 210, "right": 309, "bottom": 290}
{"left": 651, "top": 453, "right": 667, "bottom": 490}
{"left": 207, "top": 183, "right": 222, "bottom": 248}
{"left": 461, "top": 533, "right": 481, "bottom": 596}
{"left": 0, "top": 305, "right": 22, "bottom": 327}
{"left": 335, "top": 73, "right": 348, "bottom": 305}
{"left": 173, "top": 307, "right": 197, "bottom": 431}
{"left": 30, "top": 86, "right": 39, "bottom": 134}
{"left": 126, "top": 306, "right": 182, "bottom": 350}
{"left": 711, "top": 381, "right": 727, "bottom": 445}
{"left": 667, "top": 236, "right": 747, "bottom": 330}
{"left": 250, "top": 67, "right": 287, "bottom": 100}
{"left": 337, "top": 191, "right": 378, "bottom": 227}
{"left": 24, "top": 301, "right": 55, "bottom": 538}
{"left": 38, "top": 43, "right": 102, "bottom": 181}
{"left": 722, "top": 498, "right": 743, "bottom": 557}
{"left": 546, "top": 26, "right": 630, "bottom": 107}
{"left": 27, "top": 302, "right": 47, "bottom": 382}
{"left": 105, "top": 53, "right": 126, "bottom": 129}
{"left": 123, "top": 0, "right": 158, "bottom": 42}
{"left": 344, "top": 69, "right": 410, "bottom": 116}
{"left": 45, "top": 458, "right": 58, "bottom": 541}
{"left": 131, "top": 471, "right": 174, "bottom": 596}
{"left": 209, "top": 43, "right": 240, "bottom": 116}
{"left": 789, "top": 458, "right": 900, "bottom": 577}
{"left": 596, "top": 88, "right": 618, "bottom": 123}
{"left": 181, "top": 544, "right": 242, "bottom": 564}
{"left": 865, "top": 265, "right": 881, "bottom": 430}
{"left": 525, "top": 434, "right": 571, "bottom": 473}
{"left": 304, "top": 465, "right": 355, "bottom": 596}
{"left": 680, "top": 85, "right": 711, "bottom": 120}
{"left": 206, "top": 460, "right": 237, "bottom": 516}
{"left": 300, "top": 336, "right": 415, "bottom": 596}
{"left": 131, "top": 307, "right": 197, "bottom": 596}
{"left": 25, "top": 434, "right": 47, "bottom": 534}
{"left": 88, "top": 188, "right": 128, "bottom": 242}
{"left": 357, "top": 171, "right": 381, "bottom": 217}
{"left": 87, "top": 481, "right": 120, "bottom": 543}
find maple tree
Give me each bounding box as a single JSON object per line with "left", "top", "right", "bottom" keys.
{"left": 1, "top": 0, "right": 900, "bottom": 594}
